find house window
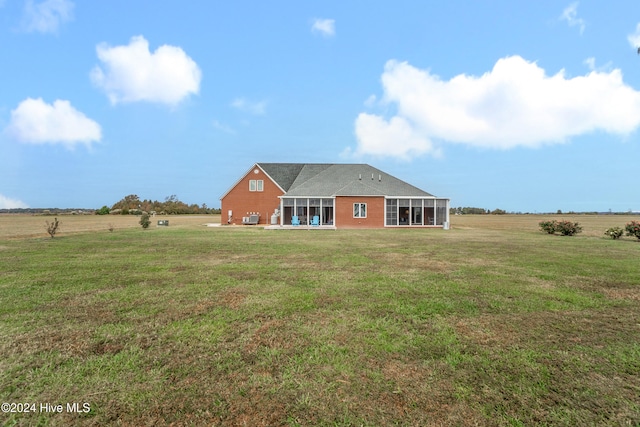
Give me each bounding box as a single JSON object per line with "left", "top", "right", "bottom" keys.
{"left": 249, "top": 180, "right": 263, "bottom": 192}
{"left": 353, "top": 203, "right": 367, "bottom": 218}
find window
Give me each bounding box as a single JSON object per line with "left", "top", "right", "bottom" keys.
{"left": 249, "top": 180, "right": 263, "bottom": 192}
{"left": 353, "top": 203, "right": 367, "bottom": 218}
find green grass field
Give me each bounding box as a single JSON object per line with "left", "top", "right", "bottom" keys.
{"left": 1, "top": 216, "right": 639, "bottom": 426}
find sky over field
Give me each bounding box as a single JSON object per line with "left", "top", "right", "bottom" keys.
{"left": 1, "top": 1, "right": 639, "bottom": 212}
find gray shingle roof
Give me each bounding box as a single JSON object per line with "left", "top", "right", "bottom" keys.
{"left": 257, "top": 163, "right": 435, "bottom": 198}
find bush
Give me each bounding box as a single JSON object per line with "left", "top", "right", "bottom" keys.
{"left": 539, "top": 219, "right": 582, "bottom": 236}
{"left": 96, "top": 206, "right": 110, "bottom": 215}
{"left": 604, "top": 227, "right": 624, "bottom": 240}
{"left": 625, "top": 221, "right": 640, "bottom": 240}
{"left": 555, "top": 220, "right": 582, "bottom": 236}
{"left": 45, "top": 217, "right": 60, "bottom": 238}
{"left": 539, "top": 220, "right": 557, "bottom": 234}
{"left": 139, "top": 213, "right": 151, "bottom": 229}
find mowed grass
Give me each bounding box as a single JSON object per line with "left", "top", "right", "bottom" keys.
{"left": 1, "top": 215, "right": 639, "bottom": 426}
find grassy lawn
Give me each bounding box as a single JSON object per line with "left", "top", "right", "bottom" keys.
{"left": 1, "top": 216, "right": 639, "bottom": 425}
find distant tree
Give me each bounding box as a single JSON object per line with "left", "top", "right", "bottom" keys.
{"left": 491, "top": 209, "right": 507, "bottom": 215}
{"left": 111, "top": 194, "right": 141, "bottom": 211}
{"left": 96, "top": 206, "right": 110, "bottom": 215}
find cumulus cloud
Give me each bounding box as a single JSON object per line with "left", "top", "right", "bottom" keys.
{"left": 628, "top": 23, "right": 640, "bottom": 49}
{"left": 22, "top": 0, "right": 74, "bottom": 34}
{"left": 5, "top": 98, "right": 101, "bottom": 148}
{"left": 91, "top": 35, "right": 202, "bottom": 106}
{"left": 311, "top": 18, "right": 335, "bottom": 37}
{"left": 231, "top": 98, "right": 267, "bottom": 115}
{"left": 0, "top": 194, "right": 29, "bottom": 209}
{"left": 349, "top": 56, "right": 640, "bottom": 159}
{"left": 560, "top": 2, "right": 586, "bottom": 35}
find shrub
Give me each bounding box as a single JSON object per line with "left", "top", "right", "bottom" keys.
{"left": 604, "top": 227, "right": 624, "bottom": 240}
{"left": 45, "top": 217, "right": 60, "bottom": 238}
{"left": 625, "top": 221, "right": 640, "bottom": 240}
{"left": 96, "top": 206, "right": 110, "bottom": 215}
{"left": 555, "top": 220, "right": 582, "bottom": 236}
{"left": 539, "top": 220, "right": 557, "bottom": 234}
{"left": 139, "top": 213, "right": 151, "bottom": 229}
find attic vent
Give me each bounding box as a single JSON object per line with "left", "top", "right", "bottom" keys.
{"left": 358, "top": 174, "right": 361, "bottom": 180}
{"left": 371, "top": 173, "right": 374, "bottom": 180}
{"left": 379, "top": 174, "right": 382, "bottom": 182}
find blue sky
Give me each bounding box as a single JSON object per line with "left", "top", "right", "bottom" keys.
{"left": 1, "top": 1, "right": 640, "bottom": 212}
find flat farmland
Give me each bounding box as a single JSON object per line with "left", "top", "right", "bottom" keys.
{"left": 1, "top": 214, "right": 639, "bottom": 426}
{"left": 1, "top": 213, "right": 636, "bottom": 239}
{"left": 451, "top": 213, "right": 640, "bottom": 237}
{"left": 0, "top": 214, "right": 221, "bottom": 240}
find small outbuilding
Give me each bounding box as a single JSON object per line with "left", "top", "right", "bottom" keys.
{"left": 220, "top": 163, "right": 450, "bottom": 229}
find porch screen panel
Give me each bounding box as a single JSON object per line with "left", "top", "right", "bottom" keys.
{"left": 399, "top": 199, "right": 410, "bottom": 225}
{"left": 436, "top": 199, "right": 447, "bottom": 225}
{"left": 322, "top": 198, "right": 334, "bottom": 225}
{"left": 386, "top": 199, "right": 397, "bottom": 226}
{"left": 295, "top": 199, "right": 309, "bottom": 220}
{"left": 308, "top": 198, "right": 320, "bottom": 224}
{"left": 282, "top": 198, "right": 294, "bottom": 224}
{"left": 411, "top": 199, "right": 423, "bottom": 225}
{"left": 424, "top": 199, "right": 435, "bottom": 225}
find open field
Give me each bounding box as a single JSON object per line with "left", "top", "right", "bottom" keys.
{"left": 1, "top": 215, "right": 639, "bottom": 425}
{"left": 0, "top": 214, "right": 221, "bottom": 240}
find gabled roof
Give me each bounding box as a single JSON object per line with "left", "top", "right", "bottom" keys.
{"left": 256, "top": 163, "right": 435, "bottom": 198}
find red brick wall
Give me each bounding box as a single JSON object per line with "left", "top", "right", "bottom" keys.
{"left": 221, "top": 167, "right": 284, "bottom": 225}
{"left": 335, "top": 196, "right": 385, "bottom": 228}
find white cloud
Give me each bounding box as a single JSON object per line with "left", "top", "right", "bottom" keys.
{"left": 91, "top": 35, "right": 202, "bottom": 106}
{"left": 231, "top": 98, "right": 267, "bottom": 115}
{"left": 560, "top": 2, "right": 586, "bottom": 34}
{"left": 5, "top": 98, "right": 101, "bottom": 148}
{"left": 353, "top": 114, "right": 440, "bottom": 160}
{"left": 0, "top": 194, "right": 29, "bottom": 209}
{"left": 627, "top": 23, "right": 640, "bottom": 49}
{"left": 349, "top": 56, "right": 640, "bottom": 159}
{"left": 212, "top": 119, "right": 236, "bottom": 135}
{"left": 22, "top": 0, "right": 74, "bottom": 34}
{"left": 311, "top": 18, "right": 335, "bottom": 37}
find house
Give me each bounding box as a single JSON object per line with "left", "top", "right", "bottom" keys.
{"left": 220, "top": 163, "right": 450, "bottom": 229}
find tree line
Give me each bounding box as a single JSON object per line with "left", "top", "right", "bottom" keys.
{"left": 450, "top": 207, "right": 507, "bottom": 215}
{"left": 98, "top": 194, "right": 220, "bottom": 215}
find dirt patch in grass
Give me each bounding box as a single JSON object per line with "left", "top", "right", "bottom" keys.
{"left": 217, "top": 288, "right": 248, "bottom": 309}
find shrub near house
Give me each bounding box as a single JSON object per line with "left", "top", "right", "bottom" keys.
{"left": 625, "top": 220, "right": 640, "bottom": 240}
{"left": 539, "top": 220, "right": 582, "bottom": 236}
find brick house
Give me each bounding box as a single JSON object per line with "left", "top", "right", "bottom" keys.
{"left": 220, "top": 163, "right": 450, "bottom": 229}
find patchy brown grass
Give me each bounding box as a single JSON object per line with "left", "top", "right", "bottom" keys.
{"left": 1, "top": 215, "right": 639, "bottom": 426}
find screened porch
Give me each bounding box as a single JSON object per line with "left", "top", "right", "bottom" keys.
{"left": 280, "top": 198, "right": 335, "bottom": 226}
{"left": 385, "top": 198, "right": 449, "bottom": 226}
